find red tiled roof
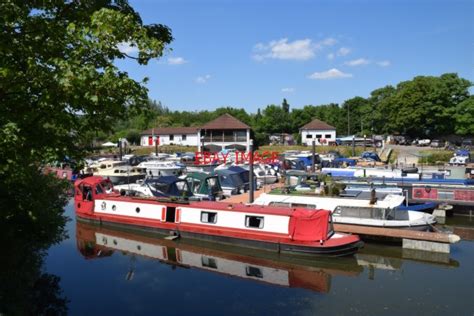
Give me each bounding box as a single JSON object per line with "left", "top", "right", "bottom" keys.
{"left": 141, "top": 126, "right": 200, "bottom": 136}
{"left": 201, "top": 113, "right": 250, "bottom": 130}
{"left": 300, "top": 118, "right": 335, "bottom": 130}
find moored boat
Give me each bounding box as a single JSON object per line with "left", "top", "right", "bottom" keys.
{"left": 253, "top": 193, "right": 436, "bottom": 231}
{"left": 74, "top": 176, "right": 363, "bottom": 257}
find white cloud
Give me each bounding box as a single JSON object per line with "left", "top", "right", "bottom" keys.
{"left": 308, "top": 68, "right": 353, "bottom": 80}
{"left": 344, "top": 58, "right": 370, "bottom": 66}
{"left": 117, "top": 42, "right": 138, "bottom": 54}
{"left": 167, "top": 57, "right": 188, "bottom": 65}
{"left": 327, "top": 53, "right": 335, "bottom": 60}
{"left": 195, "top": 74, "right": 211, "bottom": 84}
{"left": 281, "top": 87, "right": 295, "bottom": 93}
{"left": 377, "top": 60, "right": 391, "bottom": 67}
{"left": 319, "top": 38, "right": 337, "bottom": 46}
{"left": 337, "top": 47, "right": 351, "bottom": 56}
{"left": 253, "top": 37, "right": 337, "bottom": 61}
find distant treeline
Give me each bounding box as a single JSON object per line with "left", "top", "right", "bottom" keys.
{"left": 111, "top": 73, "right": 473, "bottom": 145}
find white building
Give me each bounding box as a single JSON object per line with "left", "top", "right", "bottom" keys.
{"left": 140, "top": 127, "right": 200, "bottom": 147}
{"left": 140, "top": 114, "right": 252, "bottom": 152}
{"left": 198, "top": 114, "right": 251, "bottom": 152}
{"left": 300, "top": 119, "right": 336, "bottom": 146}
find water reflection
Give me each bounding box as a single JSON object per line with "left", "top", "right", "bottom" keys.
{"left": 76, "top": 220, "right": 363, "bottom": 293}
{"left": 0, "top": 173, "right": 69, "bottom": 315}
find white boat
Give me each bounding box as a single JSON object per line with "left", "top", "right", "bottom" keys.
{"left": 138, "top": 160, "right": 185, "bottom": 177}
{"left": 253, "top": 193, "right": 436, "bottom": 230}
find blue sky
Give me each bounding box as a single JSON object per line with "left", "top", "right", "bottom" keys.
{"left": 117, "top": 0, "right": 474, "bottom": 113}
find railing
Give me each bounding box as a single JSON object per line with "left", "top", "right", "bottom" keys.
{"left": 202, "top": 135, "right": 247, "bottom": 143}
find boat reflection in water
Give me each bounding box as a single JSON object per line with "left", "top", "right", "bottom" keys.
{"left": 76, "top": 220, "right": 363, "bottom": 293}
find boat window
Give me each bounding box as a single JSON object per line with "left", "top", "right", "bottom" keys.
{"left": 291, "top": 203, "right": 316, "bottom": 209}
{"left": 102, "top": 181, "right": 113, "bottom": 193}
{"left": 201, "top": 211, "right": 217, "bottom": 224}
{"left": 83, "top": 186, "right": 93, "bottom": 201}
{"left": 269, "top": 202, "right": 291, "bottom": 208}
{"left": 206, "top": 177, "right": 219, "bottom": 191}
{"left": 246, "top": 266, "right": 263, "bottom": 278}
{"left": 175, "top": 181, "right": 191, "bottom": 195}
{"left": 245, "top": 216, "right": 264, "bottom": 229}
{"left": 201, "top": 256, "right": 217, "bottom": 269}
{"left": 95, "top": 184, "right": 104, "bottom": 195}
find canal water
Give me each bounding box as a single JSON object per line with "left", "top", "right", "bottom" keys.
{"left": 43, "top": 201, "right": 474, "bottom": 315}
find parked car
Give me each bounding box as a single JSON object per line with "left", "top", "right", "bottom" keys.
{"left": 412, "top": 138, "right": 431, "bottom": 146}
{"left": 430, "top": 139, "right": 444, "bottom": 148}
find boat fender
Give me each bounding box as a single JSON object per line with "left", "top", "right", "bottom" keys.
{"left": 319, "top": 240, "right": 324, "bottom": 245}
{"left": 425, "top": 186, "right": 431, "bottom": 193}
{"left": 101, "top": 202, "right": 106, "bottom": 210}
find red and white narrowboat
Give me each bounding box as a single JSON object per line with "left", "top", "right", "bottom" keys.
{"left": 74, "top": 176, "right": 363, "bottom": 257}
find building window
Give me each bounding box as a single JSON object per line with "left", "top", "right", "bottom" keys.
{"left": 306, "top": 134, "right": 313, "bottom": 139}
{"left": 201, "top": 211, "right": 217, "bottom": 224}
{"left": 245, "top": 216, "right": 264, "bottom": 229}
{"left": 169, "top": 134, "right": 174, "bottom": 141}
{"left": 316, "top": 134, "right": 322, "bottom": 139}
{"left": 325, "top": 134, "right": 332, "bottom": 139}
{"left": 182, "top": 134, "right": 187, "bottom": 141}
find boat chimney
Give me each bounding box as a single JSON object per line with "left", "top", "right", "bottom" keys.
{"left": 369, "top": 188, "right": 377, "bottom": 205}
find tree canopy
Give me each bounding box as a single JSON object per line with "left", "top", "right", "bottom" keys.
{"left": 0, "top": 1, "right": 172, "bottom": 218}
{"left": 113, "top": 74, "right": 471, "bottom": 145}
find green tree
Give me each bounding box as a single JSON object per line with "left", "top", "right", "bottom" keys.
{"left": 0, "top": 1, "right": 172, "bottom": 219}
{"left": 454, "top": 96, "right": 474, "bottom": 135}
{"left": 282, "top": 98, "right": 290, "bottom": 113}
{"left": 342, "top": 97, "right": 370, "bottom": 135}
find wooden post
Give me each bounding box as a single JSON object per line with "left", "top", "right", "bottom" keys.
{"left": 311, "top": 140, "right": 316, "bottom": 172}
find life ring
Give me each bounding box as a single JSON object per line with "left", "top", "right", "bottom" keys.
{"left": 414, "top": 189, "right": 422, "bottom": 198}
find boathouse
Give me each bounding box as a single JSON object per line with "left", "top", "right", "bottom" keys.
{"left": 140, "top": 127, "right": 200, "bottom": 147}
{"left": 198, "top": 114, "right": 251, "bottom": 152}
{"left": 300, "top": 119, "right": 336, "bottom": 146}
{"left": 140, "top": 114, "right": 252, "bottom": 152}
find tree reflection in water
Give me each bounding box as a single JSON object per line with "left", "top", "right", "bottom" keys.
{"left": 0, "top": 171, "right": 70, "bottom": 315}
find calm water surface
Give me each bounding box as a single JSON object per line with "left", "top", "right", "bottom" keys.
{"left": 45, "top": 201, "right": 474, "bottom": 315}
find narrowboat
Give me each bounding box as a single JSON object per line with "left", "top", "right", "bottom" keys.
{"left": 74, "top": 176, "right": 363, "bottom": 257}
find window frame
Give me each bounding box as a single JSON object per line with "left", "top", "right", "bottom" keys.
{"left": 200, "top": 211, "right": 218, "bottom": 224}
{"left": 245, "top": 215, "right": 264, "bottom": 229}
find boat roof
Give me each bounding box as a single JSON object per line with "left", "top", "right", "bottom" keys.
{"left": 75, "top": 176, "right": 108, "bottom": 187}
{"left": 187, "top": 200, "right": 328, "bottom": 217}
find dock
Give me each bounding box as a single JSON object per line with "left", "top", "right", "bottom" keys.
{"left": 334, "top": 224, "right": 460, "bottom": 253}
